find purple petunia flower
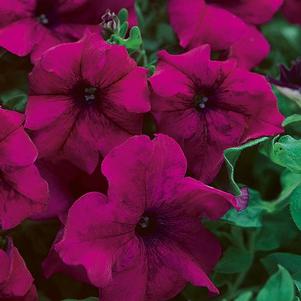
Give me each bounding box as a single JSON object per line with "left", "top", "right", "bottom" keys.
{"left": 0, "top": 109, "right": 48, "bottom": 230}
{"left": 55, "top": 134, "right": 238, "bottom": 300}
{"left": 25, "top": 32, "right": 150, "bottom": 174}
{"left": 33, "top": 158, "right": 108, "bottom": 222}
{"left": 0, "top": 0, "right": 136, "bottom": 62}
{"left": 168, "top": 0, "right": 283, "bottom": 69}
{"left": 149, "top": 46, "right": 284, "bottom": 183}
{"left": 0, "top": 238, "right": 38, "bottom": 300}
{"left": 269, "top": 60, "right": 301, "bottom": 90}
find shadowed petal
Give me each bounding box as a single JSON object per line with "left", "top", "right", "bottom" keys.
{"left": 56, "top": 192, "right": 135, "bottom": 287}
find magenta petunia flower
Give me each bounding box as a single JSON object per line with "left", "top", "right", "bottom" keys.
{"left": 0, "top": 109, "right": 48, "bottom": 230}
{"left": 25, "top": 32, "right": 150, "bottom": 174}
{"left": 206, "top": 0, "right": 283, "bottom": 25}
{"left": 227, "top": 25, "right": 270, "bottom": 70}
{"left": 0, "top": 238, "right": 38, "bottom": 300}
{"left": 0, "top": 0, "right": 136, "bottom": 62}
{"left": 168, "top": 0, "right": 282, "bottom": 69}
{"left": 149, "top": 46, "right": 284, "bottom": 183}
{"left": 33, "top": 158, "right": 108, "bottom": 222}
{"left": 282, "top": 0, "right": 301, "bottom": 25}
{"left": 55, "top": 134, "right": 237, "bottom": 300}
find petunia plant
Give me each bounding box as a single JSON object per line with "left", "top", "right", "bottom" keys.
{"left": 1, "top": 0, "right": 301, "bottom": 300}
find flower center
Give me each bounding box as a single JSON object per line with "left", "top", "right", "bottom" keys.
{"left": 71, "top": 81, "right": 99, "bottom": 107}
{"left": 84, "top": 87, "right": 97, "bottom": 103}
{"left": 194, "top": 94, "right": 208, "bottom": 110}
{"left": 135, "top": 213, "right": 157, "bottom": 237}
{"left": 35, "top": 1, "right": 59, "bottom": 27}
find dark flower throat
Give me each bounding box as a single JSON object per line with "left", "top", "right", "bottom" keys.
{"left": 135, "top": 213, "right": 158, "bottom": 237}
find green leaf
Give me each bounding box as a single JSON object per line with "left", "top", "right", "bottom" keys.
{"left": 0, "top": 89, "right": 27, "bottom": 112}
{"left": 289, "top": 185, "right": 301, "bottom": 230}
{"left": 276, "top": 86, "right": 301, "bottom": 108}
{"left": 262, "top": 253, "right": 301, "bottom": 276}
{"left": 283, "top": 114, "right": 301, "bottom": 127}
{"left": 235, "top": 292, "right": 253, "bottom": 301}
{"left": 224, "top": 137, "right": 269, "bottom": 196}
{"left": 262, "top": 252, "right": 301, "bottom": 293}
{"left": 215, "top": 247, "right": 252, "bottom": 274}
{"left": 274, "top": 88, "right": 301, "bottom": 118}
{"left": 222, "top": 189, "right": 268, "bottom": 228}
{"left": 256, "top": 266, "right": 295, "bottom": 301}
{"left": 118, "top": 8, "right": 128, "bottom": 24}
{"left": 260, "top": 135, "right": 301, "bottom": 174}
{"left": 255, "top": 208, "right": 298, "bottom": 251}
{"left": 127, "top": 26, "right": 143, "bottom": 50}
{"left": 119, "top": 21, "right": 129, "bottom": 38}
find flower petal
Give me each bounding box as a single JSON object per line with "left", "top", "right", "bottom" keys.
{"left": 171, "top": 177, "right": 237, "bottom": 219}
{"left": 168, "top": 0, "right": 206, "bottom": 48}
{"left": 108, "top": 67, "right": 150, "bottom": 113}
{"left": 229, "top": 25, "right": 270, "bottom": 70}
{"left": 55, "top": 192, "right": 135, "bottom": 287}
{"left": 102, "top": 134, "right": 187, "bottom": 213}
{"left": 0, "top": 127, "right": 37, "bottom": 167}
{"left": 223, "top": 0, "right": 283, "bottom": 25}
{"left": 156, "top": 240, "right": 219, "bottom": 294}
{"left": 0, "top": 19, "right": 38, "bottom": 56}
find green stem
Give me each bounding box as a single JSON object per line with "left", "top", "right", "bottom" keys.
{"left": 224, "top": 229, "right": 259, "bottom": 300}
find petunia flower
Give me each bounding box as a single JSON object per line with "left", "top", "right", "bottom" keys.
{"left": 0, "top": 0, "right": 136, "bottom": 62}
{"left": 150, "top": 46, "right": 284, "bottom": 183}
{"left": 270, "top": 60, "right": 301, "bottom": 90}
{"left": 269, "top": 60, "right": 301, "bottom": 108}
{"left": 33, "top": 158, "right": 108, "bottom": 222}
{"left": 0, "top": 238, "right": 38, "bottom": 300}
{"left": 55, "top": 134, "right": 238, "bottom": 300}
{"left": 168, "top": 0, "right": 282, "bottom": 69}
{"left": 0, "top": 108, "right": 48, "bottom": 230}
{"left": 25, "top": 32, "right": 150, "bottom": 174}
{"left": 282, "top": 0, "right": 301, "bottom": 25}
{"left": 206, "top": 0, "right": 283, "bottom": 25}
{"left": 227, "top": 25, "right": 270, "bottom": 70}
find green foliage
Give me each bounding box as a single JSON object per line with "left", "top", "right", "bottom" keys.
{"left": 256, "top": 266, "right": 295, "bottom": 301}
{"left": 0, "top": 51, "right": 30, "bottom": 112}
{"left": 235, "top": 292, "right": 253, "bottom": 301}
{"left": 222, "top": 189, "right": 269, "bottom": 228}
{"left": 259, "top": 17, "right": 301, "bottom": 76}
{"left": 215, "top": 247, "right": 252, "bottom": 274}
{"left": 260, "top": 135, "right": 301, "bottom": 173}
{"left": 224, "top": 137, "right": 269, "bottom": 196}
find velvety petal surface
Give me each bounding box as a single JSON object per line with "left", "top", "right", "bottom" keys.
{"left": 56, "top": 192, "right": 135, "bottom": 287}
{"left": 102, "top": 134, "right": 187, "bottom": 213}
{"left": 212, "top": 0, "right": 283, "bottom": 24}
{"left": 229, "top": 25, "right": 270, "bottom": 70}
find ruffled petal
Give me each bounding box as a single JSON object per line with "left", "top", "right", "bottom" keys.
{"left": 55, "top": 192, "right": 135, "bottom": 287}
{"left": 102, "top": 135, "right": 187, "bottom": 213}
